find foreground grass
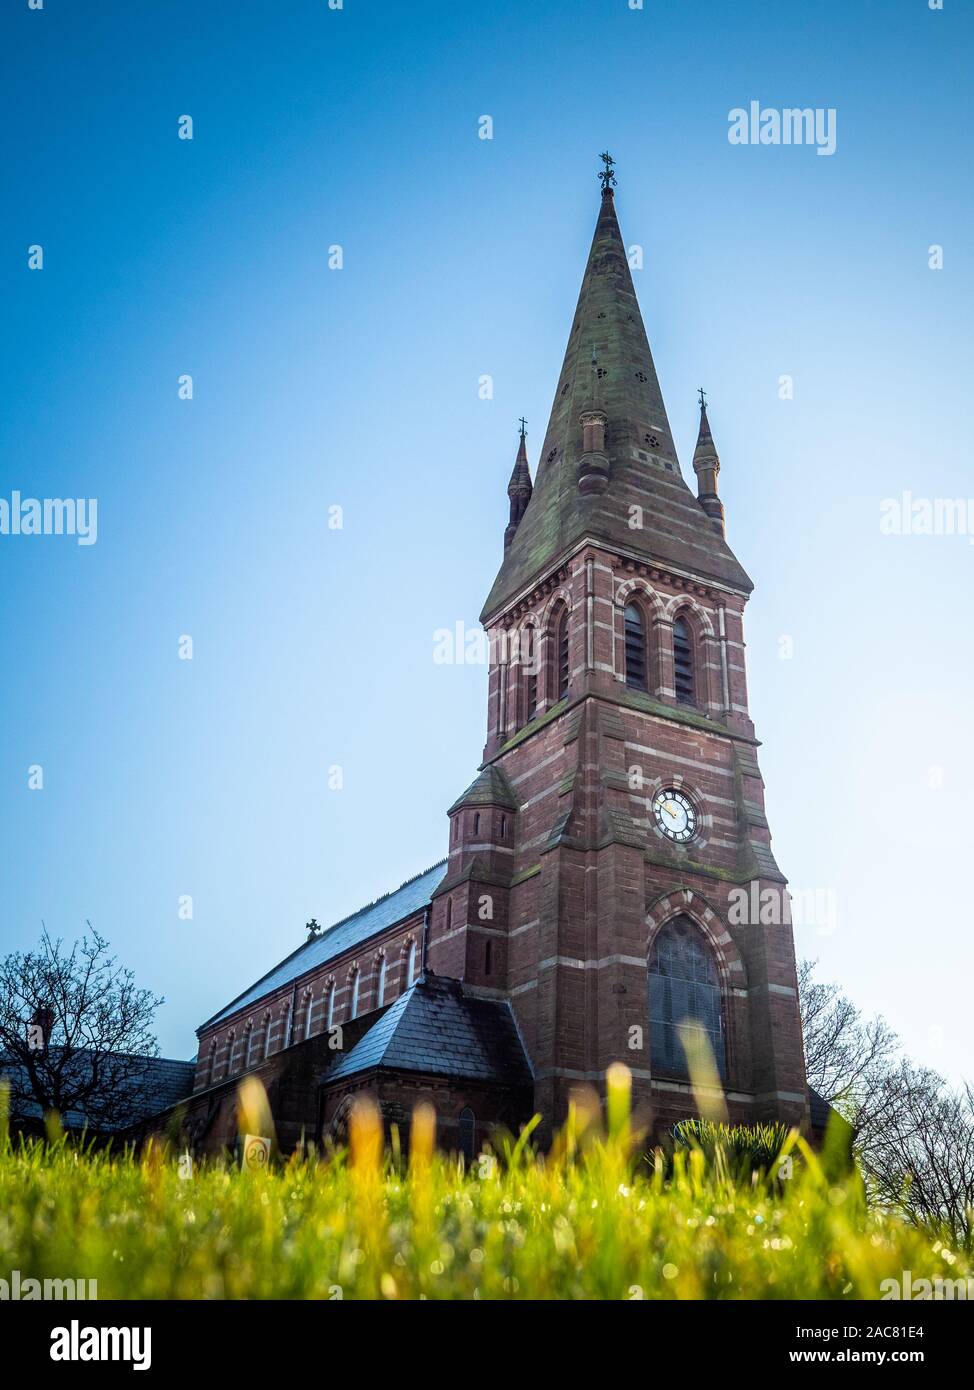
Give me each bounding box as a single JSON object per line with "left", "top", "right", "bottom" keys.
{"left": 1, "top": 1093, "right": 969, "bottom": 1300}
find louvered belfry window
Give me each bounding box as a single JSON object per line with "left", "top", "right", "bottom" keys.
{"left": 557, "top": 609, "right": 570, "bottom": 700}
{"left": 673, "top": 616, "right": 695, "bottom": 704}
{"left": 648, "top": 916, "right": 725, "bottom": 1080}
{"left": 624, "top": 604, "right": 647, "bottom": 691}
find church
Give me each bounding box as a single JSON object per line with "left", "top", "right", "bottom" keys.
{"left": 162, "top": 159, "right": 815, "bottom": 1158}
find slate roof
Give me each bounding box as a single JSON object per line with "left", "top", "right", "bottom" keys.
{"left": 325, "top": 974, "right": 533, "bottom": 1087}
{"left": 0, "top": 1051, "right": 196, "bottom": 1132}
{"left": 482, "top": 187, "right": 752, "bottom": 623}
{"left": 204, "top": 860, "right": 448, "bottom": 1029}
{"left": 808, "top": 1085, "right": 834, "bottom": 1133}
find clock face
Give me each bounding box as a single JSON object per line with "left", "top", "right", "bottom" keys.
{"left": 652, "top": 787, "right": 697, "bottom": 843}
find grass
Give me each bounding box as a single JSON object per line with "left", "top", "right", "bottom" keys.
{"left": 0, "top": 1070, "right": 970, "bottom": 1301}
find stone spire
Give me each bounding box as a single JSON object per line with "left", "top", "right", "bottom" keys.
{"left": 692, "top": 390, "right": 725, "bottom": 534}
{"left": 482, "top": 161, "right": 751, "bottom": 623}
{"left": 504, "top": 420, "right": 533, "bottom": 551}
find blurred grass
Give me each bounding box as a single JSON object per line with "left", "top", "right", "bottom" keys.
{"left": 0, "top": 1072, "right": 968, "bottom": 1301}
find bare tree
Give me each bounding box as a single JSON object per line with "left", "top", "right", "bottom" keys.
{"left": 798, "top": 958, "right": 899, "bottom": 1139}
{"left": 0, "top": 925, "right": 164, "bottom": 1132}
{"left": 798, "top": 959, "right": 974, "bottom": 1247}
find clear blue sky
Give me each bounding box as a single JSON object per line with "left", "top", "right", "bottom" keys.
{"left": 2, "top": 0, "right": 971, "bottom": 1081}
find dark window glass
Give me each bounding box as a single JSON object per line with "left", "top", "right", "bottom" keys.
{"left": 624, "top": 604, "right": 647, "bottom": 691}
{"left": 525, "top": 669, "right": 537, "bottom": 722}
{"left": 648, "top": 915, "right": 725, "bottom": 1079}
{"left": 557, "top": 610, "right": 570, "bottom": 700}
{"left": 458, "top": 1107, "right": 476, "bottom": 1162}
{"left": 673, "top": 616, "right": 694, "bottom": 704}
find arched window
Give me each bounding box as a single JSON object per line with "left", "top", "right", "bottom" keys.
{"left": 624, "top": 603, "right": 647, "bottom": 691}
{"left": 521, "top": 625, "right": 538, "bottom": 723}
{"left": 648, "top": 916, "right": 725, "bottom": 1080}
{"left": 326, "top": 982, "right": 336, "bottom": 1031}
{"left": 458, "top": 1106, "right": 476, "bottom": 1162}
{"left": 225, "top": 1032, "right": 235, "bottom": 1077}
{"left": 245, "top": 1023, "right": 257, "bottom": 1068}
{"left": 673, "top": 615, "right": 695, "bottom": 705}
{"left": 473, "top": 812, "right": 480, "bottom": 835}
{"left": 261, "top": 1014, "right": 272, "bottom": 1061}
{"left": 406, "top": 939, "right": 417, "bottom": 988}
{"left": 350, "top": 969, "right": 360, "bottom": 1019}
{"left": 302, "top": 991, "right": 314, "bottom": 1041}
{"left": 446, "top": 897, "right": 453, "bottom": 931}
{"left": 557, "top": 608, "right": 570, "bottom": 700}
{"left": 376, "top": 955, "right": 387, "bottom": 1008}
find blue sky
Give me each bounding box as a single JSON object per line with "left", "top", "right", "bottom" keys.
{"left": 1, "top": 0, "right": 972, "bottom": 1082}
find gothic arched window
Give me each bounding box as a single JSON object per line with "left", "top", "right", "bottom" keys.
{"left": 326, "top": 982, "right": 336, "bottom": 1031}
{"left": 458, "top": 1106, "right": 476, "bottom": 1162}
{"left": 376, "top": 955, "right": 387, "bottom": 1008}
{"left": 246, "top": 1023, "right": 257, "bottom": 1068}
{"left": 673, "top": 615, "right": 695, "bottom": 705}
{"left": 624, "top": 603, "right": 647, "bottom": 691}
{"left": 556, "top": 607, "right": 570, "bottom": 701}
{"left": 648, "top": 916, "right": 725, "bottom": 1080}
{"left": 406, "top": 939, "right": 417, "bottom": 988}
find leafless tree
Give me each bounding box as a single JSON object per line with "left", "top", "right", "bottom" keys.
{"left": 0, "top": 925, "right": 163, "bottom": 1131}
{"left": 799, "top": 959, "right": 974, "bottom": 1247}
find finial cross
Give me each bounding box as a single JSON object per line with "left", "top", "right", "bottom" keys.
{"left": 518, "top": 416, "right": 528, "bottom": 437}
{"left": 598, "top": 151, "right": 616, "bottom": 192}
{"left": 698, "top": 387, "right": 708, "bottom": 411}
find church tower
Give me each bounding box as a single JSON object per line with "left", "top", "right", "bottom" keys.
{"left": 428, "top": 157, "right": 810, "bottom": 1141}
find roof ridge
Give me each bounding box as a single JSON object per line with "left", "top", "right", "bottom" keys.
{"left": 319, "top": 859, "right": 447, "bottom": 938}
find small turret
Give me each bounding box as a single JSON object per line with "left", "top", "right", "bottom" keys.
{"left": 504, "top": 420, "right": 533, "bottom": 551}
{"left": 692, "top": 389, "right": 725, "bottom": 535}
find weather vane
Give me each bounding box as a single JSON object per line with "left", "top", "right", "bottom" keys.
{"left": 598, "top": 151, "right": 616, "bottom": 192}
{"left": 518, "top": 416, "right": 528, "bottom": 437}
{"left": 698, "top": 387, "right": 708, "bottom": 410}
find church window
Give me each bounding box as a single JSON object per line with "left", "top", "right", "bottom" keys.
{"left": 500, "top": 814, "right": 507, "bottom": 838}
{"left": 262, "top": 1014, "right": 272, "bottom": 1060}
{"left": 446, "top": 897, "right": 453, "bottom": 930}
{"left": 474, "top": 812, "right": 480, "bottom": 835}
{"left": 326, "top": 983, "right": 335, "bottom": 1031}
{"left": 246, "top": 1024, "right": 257, "bottom": 1067}
{"left": 557, "top": 608, "right": 570, "bottom": 700}
{"left": 303, "top": 991, "right": 314, "bottom": 1040}
{"left": 624, "top": 603, "right": 647, "bottom": 691}
{"left": 458, "top": 1107, "right": 476, "bottom": 1162}
{"left": 648, "top": 916, "right": 725, "bottom": 1080}
{"left": 673, "top": 616, "right": 695, "bottom": 704}
{"left": 484, "top": 939, "right": 493, "bottom": 976}
{"left": 377, "top": 955, "right": 387, "bottom": 1008}
{"left": 406, "top": 939, "right": 417, "bottom": 987}
{"left": 350, "top": 969, "right": 360, "bottom": 1019}
{"left": 525, "top": 667, "right": 537, "bottom": 722}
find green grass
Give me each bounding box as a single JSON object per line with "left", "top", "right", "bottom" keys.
{"left": 0, "top": 1076, "right": 969, "bottom": 1300}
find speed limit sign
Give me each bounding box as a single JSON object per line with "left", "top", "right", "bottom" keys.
{"left": 242, "top": 1134, "right": 271, "bottom": 1171}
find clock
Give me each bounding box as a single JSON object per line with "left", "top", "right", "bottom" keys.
{"left": 652, "top": 787, "right": 697, "bottom": 843}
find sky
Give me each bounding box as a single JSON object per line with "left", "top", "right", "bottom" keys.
{"left": 1, "top": 0, "right": 971, "bottom": 1082}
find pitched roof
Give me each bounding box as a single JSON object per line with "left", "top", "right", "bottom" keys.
{"left": 447, "top": 763, "right": 517, "bottom": 814}
{"left": 481, "top": 187, "right": 751, "bottom": 622}
{"left": 203, "top": 861, "right": 447, "bottom": 1029}
{"left": 0, "top": 1052, "right": 195, "bottom": 1132}
{"left": 326, "top": 974, "right": 533, "bottom": 1087}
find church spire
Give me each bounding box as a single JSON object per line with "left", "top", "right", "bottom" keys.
{"left": 481, "top": 162, "right": 751, "bottom": 623}
{"left": 692, "top": 389, "right": 725, "bottom": 535}
{"left": 504, "top": 419, "right": 533, "bottom": 552}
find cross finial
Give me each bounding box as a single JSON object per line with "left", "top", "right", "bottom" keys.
{"left": 518, "top": 416, "right": 528, "bottom": 438}
{"left": 698, "top": 387, "right": 708, "bottom": 411}
{"left": 305, "top": 917, "right": 321, "bottom": 940}
{"left": 598, "top": 151, "right": 616, "bottom": 193}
